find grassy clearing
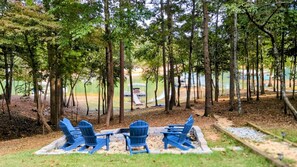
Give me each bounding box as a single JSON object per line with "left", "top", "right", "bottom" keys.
{"left": 0, "top": 133, "right": 272, "bottom": 167}
{"left": 0, "top": 150, "right": 272, "bottom": 167}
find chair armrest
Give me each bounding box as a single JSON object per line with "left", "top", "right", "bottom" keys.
{"left": 123, "top": 133, "right": 130, "bottom": 137}
{"left": 70, "top": 130, "right": 81, "bottom": 136}
{"left": 161, "top": 131, "right": 183, "bottom": 135}
{"left": 95, "top": 131, "right": 113, "bottom": 137}
{"left": 168, "top": 124, "right": 184, "bottom": 127}
{"left": 165, "top": 127, "right": 183, "bottom": 131}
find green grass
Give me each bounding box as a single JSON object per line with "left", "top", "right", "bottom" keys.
{"left": 267, "top": 128, "right": 297, "bottom": 143}
{"left": 0, "top": 149, "right": 272, "bottom": 167}
{"left": 0, "top": 134, "right": 273, "bottom": 167}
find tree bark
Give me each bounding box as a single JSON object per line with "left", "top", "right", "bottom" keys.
{"left": 0, "top": 81, "right": 11, "bottom": 119}
{"left": 84, "top": 77, "right": 90, "bottom": 115}
{"left": 119, "top": 40, "right": 124, "bottom": 123}
{"left": 233, "top": 12, "right": 242, "bottom": 114}
{"left": 155, "top": 68, "right": 159, "bottom": 106}
{"left": 214, "top": 2, "right": 220, "bottom": 102}
{"left": 245, "top": 33, "right": 251, "bottom": 101}
{"left": 202, "top": 0, "right": 212, "bottom": 116}
{"left": 145, "top": 77, "right": 148, "bottom": 108}
{"left": 129, "top": 67, "right": 134, "bottom": 111}
{"left": 268, "top": 64, "right": 273, "bottom": 87}
{"left": 160, "top": 0, "right": 168, "bottom": 113}
{"left": 167, "top": 0, "right": 176, "bottom": 110}
{"left": 293, "top": 35, "right": 297, "bottom": 99}
{"left": 229, "top": 23, "right": 235, "bottom": 111}
{"left": 256, "top": 33, "right": 259, "bottom": 101}
{"left": 177, "top": 74, "right": 181, "bottom": 106}
{"left": 186, "top": 0, "right": 195, "bottom": 109}
{"left": 97, "top": 81, "right": 101, "bottom": 124}
{"left": 260, "top": 37, "right": 265, "bottom": 95}
{"left": 104, "top": 0, "right": 114, "bottom": 126}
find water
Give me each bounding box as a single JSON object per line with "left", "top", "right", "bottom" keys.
{"left": 1, "top": 68, "right": 291, "bottom": 112}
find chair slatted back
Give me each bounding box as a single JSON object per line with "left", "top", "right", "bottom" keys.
{"left": 59, "top": 121, "right": 76, "bottom": 144}
{"left": 78, "top": 120, "right": 97, "bottom": 146}
{"left": 179, "top": 119, "right": 194, "bottom": 142}
{"left": 63, "top": 118, "right": 76, "bottom": 132}
{"left": 129, "top": 120, "right": 149, "bottom": 145}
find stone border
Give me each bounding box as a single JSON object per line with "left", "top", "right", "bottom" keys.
{"left": 35, "top": 126, "right": 212, "bottom": 155}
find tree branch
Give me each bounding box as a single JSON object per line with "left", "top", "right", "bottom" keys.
{"left": 261, "top": 6, "right": 280, "bottom": 28}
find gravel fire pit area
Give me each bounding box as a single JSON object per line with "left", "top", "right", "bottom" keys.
{"left": 35, "top": 126, "right": 212, "bottom": 155}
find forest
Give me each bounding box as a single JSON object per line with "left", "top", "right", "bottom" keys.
{"left": 1, "top": 0, "right": 297, "bottom": 133}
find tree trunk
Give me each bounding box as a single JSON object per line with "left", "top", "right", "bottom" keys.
{"left": 245, "top": 33, "right": 251, "bottom": 101}
{"left": 233, "top": 12, "right": 242, "bottom": 114}
{"left": 146, "top": 78, "right": 148, "bottom": 108}
{"left": 84, "top": 78, "right": 90, "bottom": 116}
{"left": 214, "top": 3, "right": 220, "bottom": 102}
{"left": 252, "top": 62, "right": 255, "bottom": 94}
{"left": 293, "top": 35, "right": 297, "bottom": 99}
{"left": 102, "top": 80, "right": 106, "bottom": 115}
{"left": 119, "top": 40, "right": 124, "bottom": 123}
{"left": 97, "top": 81, "right": 101, "bottom": 124}
{"left": 196, "top": 67, "right": 199, "bottom": 99}
{"left": 3, "top": 48, "right": 12, "bottom": 104}
{"left": 202, "top": 0, "right": 212, "bottom": 116}
{"left": 256, "top": 33, "right": 259, "bottom": 101}
{"left": 276, "top": 60, "right": 279, "bottom": 98}
{"left": 229, "top": 24, "right": 235, "bottom": 111}
{"left": 177, "top": 74, "right": 181, "bottom": 106}
{"left": 221, "top": 72, "right": 224, "bottom": 96}
{"left": 155, "top": 68, "right": 159, "bottom": 106}
{"left": 43, "top": 78, "right": 49, "bottom": 102}
{"left": 193, "top": 71, "right": 196, "bottom": 103}
{"left": 260, "top": 37, "right": 265, "bottom": 95}
{"left": 186, "top": 0, "right": 195, "bottom": 108}
{"left": 129, "top": 68, "right": 133, "bottom": 111}
{"left": 67, "top": 76, "right": 79, "bottom": 107}
{"left": 56, "top": 77, "right": 63, "bottom": 117}
{"left": 167, "top": 0, "right": 176, "bottom": 110}
{"left": 268, "top": 64, "right": 273, "bottom": 87}
{"left": 160, "top": 0, "right": 169, "bottom": 113}
{"left": 0, "top": 81, "right": 11, "bottom": 119}
{"left": 104, "top": 0, "right": 114, "bottom": 127}
{"left": 281, "top": 30, "right": 285, "bottom": 100}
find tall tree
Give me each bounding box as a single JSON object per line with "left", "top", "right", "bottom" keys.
{"left": 186, "top": 0, "right": 196, "bottom": 109}
{"left": 233, "top": 12, "right": 242, "bottom": 114}
{"left": 167, "top": 0, "right": 176, "bottom": 110}
{"left": 160, "top": 0, "right": 169, "bottom": 113}
{"left": 104, "top": 0, "right": 114, "bottom": 127}
{"left": 202, "top": 0, "right": 211, "bottom": 116}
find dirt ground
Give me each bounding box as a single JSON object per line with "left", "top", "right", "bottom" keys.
{"left": 0, "top": 90, "right": 297, "bottom": 156}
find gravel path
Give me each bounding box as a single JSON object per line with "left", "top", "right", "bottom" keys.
{"left": 226, "top": 127, "right": 267, "bottom": 142}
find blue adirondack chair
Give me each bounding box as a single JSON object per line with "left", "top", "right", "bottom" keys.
{"left": 162, "top": 118, "right": 195, "bottom": 150}
{"left": 78, "top": 120, "right": 113, "bottom": 154}
{"left": 62, "top": 118, "right": 81, "bottom": 136}
{"left": 166, "top": 115, "right": 193, "bottom": 132}
{"left": 123, "top": 120, "right": 150, "bottom": 155}
{"left": 59, "top": 121, "right": 84, "bottom": 151}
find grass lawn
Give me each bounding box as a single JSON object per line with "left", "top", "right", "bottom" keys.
{"left": 0, "top": 150, "right": 272, "bottom": 167}
{"left": 267, "top": 128, "right": 297, "bottom": 143}
{"left": 0, "top": 134, "right": 272, "bottom": 167}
